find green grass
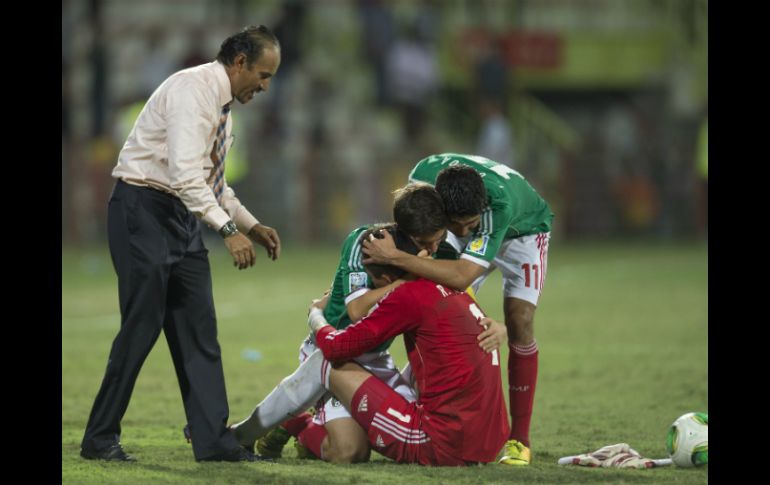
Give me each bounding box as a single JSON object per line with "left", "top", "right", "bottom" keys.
{"left": 62, "top": 241, "right": 708, "bottom": 484}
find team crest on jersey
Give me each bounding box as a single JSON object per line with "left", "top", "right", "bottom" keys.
{"left": 348, "top": 272, "right": 368, "bottom": 293}
{"left": 467, "top": 235, "right": 490, "bottom": 256}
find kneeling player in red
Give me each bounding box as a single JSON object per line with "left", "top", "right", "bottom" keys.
{"left": 309, "top": 251, "right": 510, "bottom": 466}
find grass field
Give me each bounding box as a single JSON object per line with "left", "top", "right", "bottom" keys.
{"left": 62, "top": 240, "right": 708, "bottom": 484}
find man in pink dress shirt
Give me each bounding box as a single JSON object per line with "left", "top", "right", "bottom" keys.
{"left": 80, "top": 25, "right": 281, "bottom": 462}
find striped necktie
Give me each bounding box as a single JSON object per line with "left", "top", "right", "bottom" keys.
{"left": 209, "top": 103, "right": 231, "bottom": 204}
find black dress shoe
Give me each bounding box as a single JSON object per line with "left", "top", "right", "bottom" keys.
{"left": 198, "top": 446, "right": 273, "bottom": 462}
{"left": 80, "top": 444, "right": 136, "bottom": 461}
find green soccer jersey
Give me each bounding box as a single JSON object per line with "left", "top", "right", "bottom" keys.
{"left": 409, "top": 153, "right": 554, "bottom": 264}
{"left": 322, "top": 225, "right": 394, "bottom": 353}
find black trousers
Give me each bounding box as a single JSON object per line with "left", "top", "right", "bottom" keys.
{"left": 81, "top": 180, "right": 240, "bottom": 459}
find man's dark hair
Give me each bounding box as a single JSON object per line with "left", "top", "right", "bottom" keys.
{"left": 435, "top": 165, "right": 487, "bottom": 217}
{"left": 393, "top": 183, "right": 448, "bottom": 237}
{"left": 361, "top": 224, "right": 419, "bottom": 281}
{"left": 217, "top": 25, "right": 280, "bottom": 68}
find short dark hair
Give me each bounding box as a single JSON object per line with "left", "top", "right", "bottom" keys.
{"left": 361, "top": 224, "right": 419, "bottom": 281}
{"left": 435, "top": 165, "right": 487, "bottom": 217}
{"left": 217, "top": 25, "right": 280, "bottom": 68}
{"left": 393, "top": 183, "right": 448, "bottom": 237}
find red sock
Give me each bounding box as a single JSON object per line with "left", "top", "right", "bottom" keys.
{"left": 281, "top": 412, "right": 313, "bottom": 437}
{"left": 297, "top": 422, "right": 328, "bottom": 459}
{"left": 508, "top": 341, "right": 538, "bottom": 447}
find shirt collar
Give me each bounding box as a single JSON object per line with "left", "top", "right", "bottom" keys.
{"left": 212, "top": 61, "right": 234, "bottom": 107}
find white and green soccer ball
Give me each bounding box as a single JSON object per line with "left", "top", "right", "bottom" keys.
{"left": 665, "top": 412, "right": 708, "bottom": 467}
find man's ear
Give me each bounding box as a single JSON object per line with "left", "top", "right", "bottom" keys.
{"left": 234, "top": 53, "right": 247, "bottom": 70}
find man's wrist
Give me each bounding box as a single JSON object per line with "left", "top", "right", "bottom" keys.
{"left": 218, "top": 220, "right": 239, "bottom": 238}
{"left": 308, "top": 307, "right": 329, "bottom": 333}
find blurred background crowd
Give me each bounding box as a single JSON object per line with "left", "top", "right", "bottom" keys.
{"left": 62, "top": 0, "right": 708, "bottom": 245}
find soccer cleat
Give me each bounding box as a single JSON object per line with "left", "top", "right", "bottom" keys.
{"left": 294, "top": 438, "right": 318, "bottom": 460}
{"left": 257, "top": 426, "right": 292, "bottom": 458}
{"left": 498, "top": 439, "right": 531, "bottom": 466}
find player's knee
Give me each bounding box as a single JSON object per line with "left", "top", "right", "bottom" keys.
{"left": 324, "top": 440, "right": 370, "bottom": 463}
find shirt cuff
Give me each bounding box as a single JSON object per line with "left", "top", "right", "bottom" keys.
{"left": 233, "top": 209, "right": 259, "bottom": 234}
{"left": 202, "top": 206, "right": 232, "bottom": 232}
{"left": 316, "top": 325, "right": 335, "bottom": 346}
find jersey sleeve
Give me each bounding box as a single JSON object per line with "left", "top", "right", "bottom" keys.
{"left": 323, "top": 226, "right": 373, "bottom": 327}
{"left": 460, "top": 200, "right": 514, "bottom": 266}
{"left": 340, "top": 231, "right": 372, "bottom": 301}
{"left": 316, "top": 285, "right": 420, "bottom": 361}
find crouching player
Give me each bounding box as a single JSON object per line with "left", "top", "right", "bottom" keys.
{"left": 309, "top": 238, "right": 511, "bottom": 466}
{"left": 228, "top": 184, "right": 452, "bottom": 462}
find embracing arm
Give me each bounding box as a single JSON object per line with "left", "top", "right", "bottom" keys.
{"left": 362, "top": 231, "right": 485, "bottom": 291}
{"left": 310, "top": 287, "right": 419, "bottom": 361}
{"left": 346, "top": 279, "right": 405, "bottom": 322}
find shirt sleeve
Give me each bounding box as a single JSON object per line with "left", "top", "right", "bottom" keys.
{"left": 164, "top": 77, "right": 231, "bottom": 231}
{"left": 461, "top": 201, "right": 514, "bottom": 265}
{"left": 220, "top": 179, "right": 260, "bottom": 232}
{"left": 316, "top": 285, "right": 420, "bottom": 361}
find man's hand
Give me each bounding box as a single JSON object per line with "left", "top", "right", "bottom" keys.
{"left": 362, "top": 229, "right": 400, "bottom": 265}
{"left": 477, "top": 317, "right": 508, "bottom": 353}
{"left": 308, "top": 292, "right": 330, "bottom": 315}
{"left": 417, "top": 249, "right": 431, "bottom": 258}
{"left": 248, "top": 223, "right": 281, "bottom": 261}
{"left": 223, "top": 233, "right": 256, "bottom": 270}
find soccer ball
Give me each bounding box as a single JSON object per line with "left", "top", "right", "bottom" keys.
{"left": 665, "top": 412, "right": 708, "bottom": 467}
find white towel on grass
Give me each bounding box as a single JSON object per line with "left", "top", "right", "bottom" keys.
{"left": 558, "top": 443, "right": 672, "bottom": 469}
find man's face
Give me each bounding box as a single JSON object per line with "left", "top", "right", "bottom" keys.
{"left": 447, "top": 215, "right": 481, "bottom": 238}
{"left": 230, "top": 46, "right": 280, "bottom": 104}
{"left": 409, "top": 228, "right": 447, "bottom": 255}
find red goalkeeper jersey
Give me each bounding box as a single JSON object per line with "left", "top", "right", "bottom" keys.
{"left": 316, "top": 278, "right": 510, "bottom": 463}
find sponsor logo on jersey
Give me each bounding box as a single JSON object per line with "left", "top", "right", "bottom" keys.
{"left": 510, "top": 385, "right": 530, "bottom": 392}
{"left": 467, "top": 235, "right": 490, "bottom": 256}
{"left": 376, "top": 434, "right": 385, "bottom": 448}
{"left": 349, "top": 272, "right": 368, "bottom": 293}
{"left": 358, "top": 394, "right": 368, "bottom": 413}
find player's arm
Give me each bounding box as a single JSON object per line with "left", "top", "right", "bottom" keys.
{"left": 362, "top": 231, "right": 485, "bottom": 291}
{"left": 346, "top": 279, "right": 405, "bottom": 322}
{"left": 311, "top": 287, "right": 419, "bottom": 361}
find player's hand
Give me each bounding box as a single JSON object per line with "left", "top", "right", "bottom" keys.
{"left": 308, "top": 293, "right": 330, "bottom": 315}
{"left": 362, "top": 229, "right": 399, "bottom": 264}
{"left": 477, "top": 317, "right": 507, "bottom": 353}
{"left": 247, "top": 223, "right": 281, "bottom": 261}
{"left": 223, "top": 232, "right": 256, "bottom": 270}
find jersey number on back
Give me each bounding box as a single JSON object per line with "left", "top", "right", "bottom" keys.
{"left": 469, "top": 302, "right": 499, "bottom": 366}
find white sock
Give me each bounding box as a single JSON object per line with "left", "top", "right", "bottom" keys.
{"left": 232, "top": 349, "right": 326, "bottom": 446}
